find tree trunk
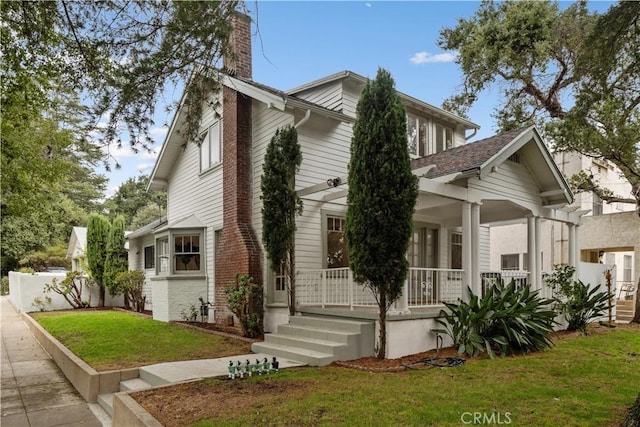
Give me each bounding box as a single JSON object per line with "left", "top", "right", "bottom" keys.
{"left": 377, "top": 293, "right": 387, "bottom": 359}
{"left": 621, "top": 393, "right": 640, "bottom": 427}
{"left": 98, "top": 285, "right": 105, "bottom": 307}
{"left": 288, "top": 248, "right": 296, "bottom": 317}
{"left": 632, "top": 279, "right": 640, "bottom": 324}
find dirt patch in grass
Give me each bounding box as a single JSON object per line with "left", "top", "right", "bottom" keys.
{"left": 133, "top": 379, "right": 307, "bottom": 427}
{"left": 334, "top": 345, "right": 467, "bottom": 371}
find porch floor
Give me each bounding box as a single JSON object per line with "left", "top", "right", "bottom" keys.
{"left": 297, "top": 305, "right": 444, "bottom": 321}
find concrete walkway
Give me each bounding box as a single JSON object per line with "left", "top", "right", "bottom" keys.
{"left": 2, "top": 295, "right": 306, "bottom": 424}
{"left": 1, "top": 297, "right": 109, "bottom": 427}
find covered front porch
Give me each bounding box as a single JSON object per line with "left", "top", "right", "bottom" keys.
{"left": 261, "top": 127, "right": 584, "bottom": 359}
{"left": 296, "top": 266, "right": 529, "bottom": 313}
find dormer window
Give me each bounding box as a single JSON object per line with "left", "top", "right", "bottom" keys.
{"left": 407, "top": 114, "right": 454, "bottom": 157}
{"left": 407, "top": 114, "right": 428, "bottom": 157}
{"left": 435, "top": 123, "right": 453, "bottom": 153}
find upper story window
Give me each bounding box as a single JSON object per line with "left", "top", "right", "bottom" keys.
{"left": 406, "top": 114, "right": 428, "bottom": 157}
{"left": 435, "top": 123, "right": 453, "bottom": 153}
{"left": 200, "top": 121, "right": 222, "bottom": 172}
{"left": 406, "top": 114, "right": 454, "bottom": 158}
{"left": 592, "top": 192, "right": 603, "bottom": 216}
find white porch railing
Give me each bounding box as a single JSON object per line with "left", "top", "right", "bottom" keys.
{"left": 296, "top": 267, "right": 465, "bottom": 310}
{"left": 297, "top": 267, "right": 377, "bottom": 309}
{"left": 480, "top": 270, "right": 529, "bottom": 295}
{"left": 406, "top": 268, "right": 465, "bottom": 307}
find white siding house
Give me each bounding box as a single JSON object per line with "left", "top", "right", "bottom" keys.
{"left": 128, "top": 14, "right": 584, "bottom": 361}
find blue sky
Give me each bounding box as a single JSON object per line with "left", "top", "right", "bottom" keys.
{"left": 101, "top": 0, "right": 615, "bottom": 196}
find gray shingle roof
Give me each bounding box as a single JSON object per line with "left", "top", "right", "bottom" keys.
{"left": 412, "top": 127, "right": 528, "bottom": 179}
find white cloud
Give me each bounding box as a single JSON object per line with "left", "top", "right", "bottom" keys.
{"left": 149, "top": 126, "right": 168, "bottom": 141}
{"left": 136, "top": 162, "right": 156, "bottom": 173}
{"left": 365, "top": 2, "right": 372, "bottom": 7}
{"left": 409, "top": 51, "right": 457, "bottom": 64}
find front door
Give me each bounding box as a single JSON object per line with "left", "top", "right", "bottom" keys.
{"left": 272, "top": 265, "right": 288, "bottom": 304}
{"left": 408, "top": 226, "right": 439, "bottom": 304}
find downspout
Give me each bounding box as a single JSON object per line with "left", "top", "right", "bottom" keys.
{"left": 294, "top": 109, "right": 311, "bottom": 129}
{"left": 465, "top": 127, "right": 478, "bottom": 141}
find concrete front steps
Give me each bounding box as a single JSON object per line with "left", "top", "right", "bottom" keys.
{"left": 252, "top": 315, "right": 375, "bottom": 366}
{"left": 97, "top": 375, "right": 157, "bottom": 417}
{"left": 617, "top": 299, "right": 636, "bottom": 323}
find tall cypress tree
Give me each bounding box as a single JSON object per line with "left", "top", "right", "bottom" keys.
{"left": 346, "top": 68, "right": 418, "bottom": 359}
{"left": 104, "top": 215, "right": 129, "bottom": 306}
{"left": 261, "top": 125, "right": 303, "bottom": 316}
{"left": 86, "top": 213, "right": 111, "bottom": 307}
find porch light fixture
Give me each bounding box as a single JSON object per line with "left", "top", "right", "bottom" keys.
{"left": 327, "top": 177, "right": 342, "bottom": 188}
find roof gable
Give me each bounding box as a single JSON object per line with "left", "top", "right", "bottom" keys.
{"left": 287, "top": 70, "right": 480, "bottom": 129}
{"left": 413, "top": 126, "right": 573, "bottom": 206}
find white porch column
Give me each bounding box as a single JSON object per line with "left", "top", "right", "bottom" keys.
{"left": 462, "top": 202, "right": 472, "bottom": 301}
{"left": 568, "top": 223, "right": 577, "bottom": 275}
{"left": 535, "top": 217, "right": 542, "bottom": 290}
{"left": 471, "top": 203, "right": 481, "bottom": 295}
{"left": 391, "top": 280, "right": 410, "bottom": 314}
{"left": 527, "top": 215, "right": 537, "bottom": 290}
{"left": 574, "top": 224, "right": 581, "bottom": 278}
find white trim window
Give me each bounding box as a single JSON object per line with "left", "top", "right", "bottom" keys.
{"left": 623, "top": 255, "right": 632, "bottom": 282}
{"left": 157, "top": 238, "right": 169, "bottom": 274}
{"left": 406, "top": 114, "right": 429, "bottom": 157}
{"left": 407, "top": 113, "right": 455, "bottom": 157}
{"left": 326, "top": 216, "right": 349, "bottom": 268}
{"left": 174, "top": 234, "right": 201, "bottom": 271}
{"left": 450, "top": 232, "right": 462, "bottom": 269}
{"left": 200, "top": 121, "right": 222, "bottom": 172}
{"left": 435, "top": 123, "right": 453, "bottom": 153}
{"left": 155, "top": 230, "right": 204, "bottom": 275}
{"left": 144, "top": 245, "right": 155, "bottom": 270}
{"left": 501, "top": 254, "right": 519, "bottom": 271}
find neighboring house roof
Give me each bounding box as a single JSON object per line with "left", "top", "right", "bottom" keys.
{"left": 66, "top": 226, "right": 87, "bottom": 259}
{"left": 413, "top": 126, "right": 574, "bottom": 207}
{"left": 67, "top": 226, "right": 132, "bottom": 258}
{"left": 287, "top": 70, "right": 480, "bottom": 130}
{"left": 126, "top": 216, "right": 168, "bottom": 240}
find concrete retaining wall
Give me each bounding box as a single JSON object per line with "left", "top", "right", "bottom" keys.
{"left": 8, "top": 271, "right": 124, "bottom": 313}
{"left": 22, "top": 312, "right": 138, "bottom": 402}
{"left": 112, "top": 393, "right": 164, "bottom": 427}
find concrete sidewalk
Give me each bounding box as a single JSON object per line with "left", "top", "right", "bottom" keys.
{"left": 1, "top": 296, "right": 109, "bottom": 427}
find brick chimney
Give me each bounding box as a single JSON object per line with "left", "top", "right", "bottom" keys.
{"left": 215, "top": 12, "right": 263, "bottom": 326}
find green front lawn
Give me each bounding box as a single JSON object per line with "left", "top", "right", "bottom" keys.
{"left": 32, "top": 310, "right": 251, "bottom": 371}
{"left": 139, "top": 326, "right": 640, "bottom": 427}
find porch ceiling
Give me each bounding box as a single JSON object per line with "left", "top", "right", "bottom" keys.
{"left": 415, "top": 199, "right": 531, "bottom": 226}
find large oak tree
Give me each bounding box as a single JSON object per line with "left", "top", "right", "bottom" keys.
{"left": 438, "top": 1, "right": 639, "bottom": 214}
